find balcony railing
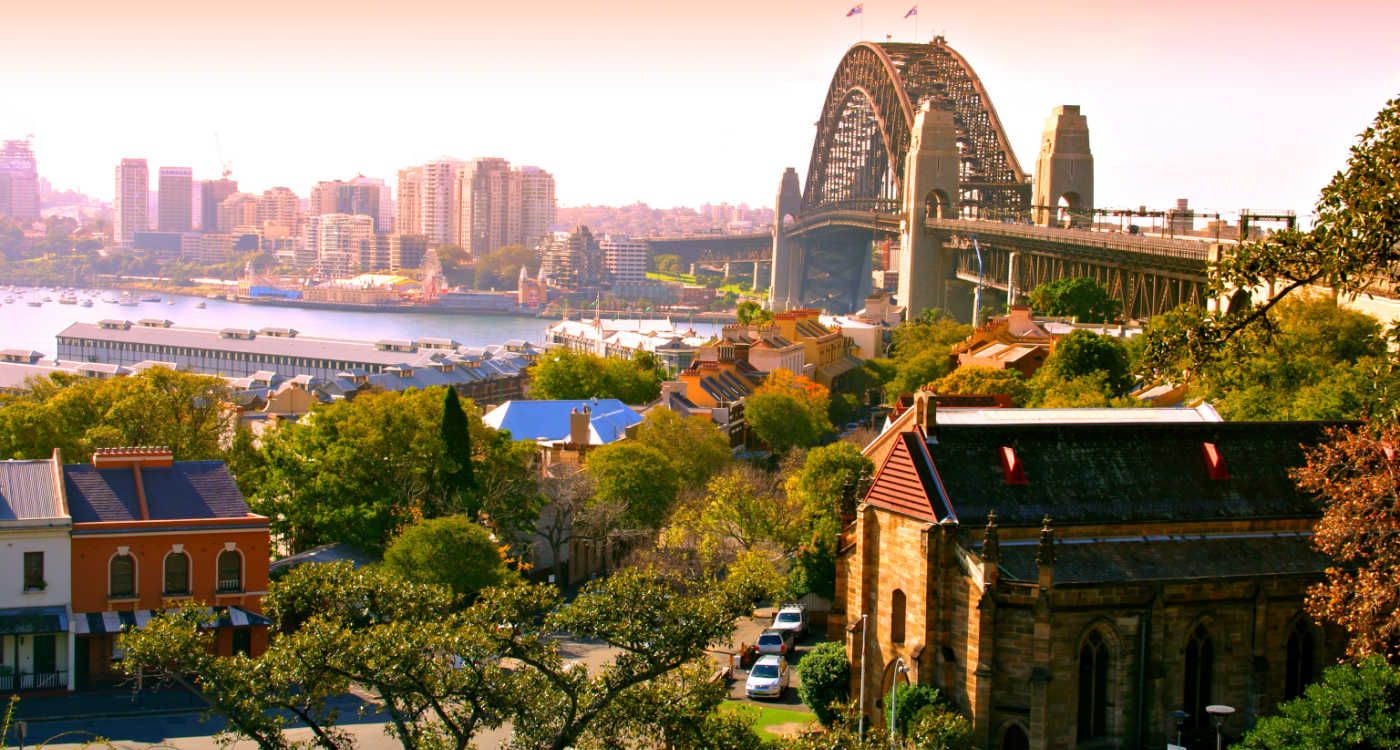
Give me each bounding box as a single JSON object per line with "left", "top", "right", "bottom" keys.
{"left": 0, "top": 670, "right": 67, "bottom": 692}
{"left": 217, "top": 577, "right": 244, "bottom": 594}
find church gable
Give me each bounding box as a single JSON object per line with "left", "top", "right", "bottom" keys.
{"left": 863, "top": 428, "right": 955, "bottom": 523}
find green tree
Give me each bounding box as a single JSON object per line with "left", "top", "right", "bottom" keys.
{"left": 736, "top": 300, "right": 774, "bottom": 325}
{"left": 473, "top": 244, "right": 539, "bottom": 290}
{"left": 746, "top": 369, "right": 835, "bottom": 453}
{"left": 1235, "top": 657, "right": 1400, "bottom": 750}
{"left": 586, "top": 441, "right": 680, "bottom": 528}
{"left": 0, "top": 367, "right": 234, "bottom": 462}
{"left": 1028, "top": 277, "right": 1121, "bottom": 323}
{"left": 119, "top": 563, "right": 754, "bottom": 750}
{"left": 798, "top": 641, "right": 851, "bottom": 726}
{"left": 1040, "top": 330, "right": 1132, "bottom": 396}
{"left": 932, "top": 366, "right": 1032, "bottom": 406}
{"left": 529, "top": 349, "right": 665, "bottom": 403}
{"left": 383, "top": 516, "right": 516, "bottom": 603}
{"left": 784, "top": 442, "right": 872, "bottom": 599}
{"left": 908, "top": 706, "right": 975, "bottom": 750}
{"left": 635, "top": 408, "right": 733, "bottom": 485}
{"left": 882, "top": 311, "right": 973, "bottom": 399}
{"left": 440, "top": 387, "right": 475, "bottom": 498}
{"left": 652, "top": 253, "right": 683, "bottom": 275}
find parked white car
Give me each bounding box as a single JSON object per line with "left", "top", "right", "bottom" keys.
{"left": 745, "top": 654, "right": 790, "bottom": 699}
{"left": 771, "top": 604, "right": 807, "bottom": 638}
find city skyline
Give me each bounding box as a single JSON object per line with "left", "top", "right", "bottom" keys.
{"left": 1, "top": 0, "right": 1397, "bottom": 215}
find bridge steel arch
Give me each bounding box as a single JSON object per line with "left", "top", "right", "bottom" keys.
{"left": 800, "top": 38, "right": 1030, "bottom": 220}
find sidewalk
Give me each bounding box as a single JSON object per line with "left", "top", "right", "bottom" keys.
{"left": 8, "top": 687, "right": 207, "bottom": 723}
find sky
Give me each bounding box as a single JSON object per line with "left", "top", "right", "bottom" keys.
{"left": 2, "top": 0, "right": 1396, "bottom": 216}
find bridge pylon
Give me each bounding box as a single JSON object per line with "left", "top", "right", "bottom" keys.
{"left": 1032, "top": 105, "right": 1094, "bottom": 228}
{"left": 768, "top": 167, "right": 804, "bottom": 310}
{"left": 898, "top": 102, "right": 960, "bottom": 319}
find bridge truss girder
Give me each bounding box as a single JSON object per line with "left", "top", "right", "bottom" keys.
{"left": 955, "top": 242, "right": 1207, "bottom": 320}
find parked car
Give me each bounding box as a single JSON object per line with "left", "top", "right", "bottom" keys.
{"left": 771, "top": 604, "right": 807, "bottom": 638}
{"left": 755, "top": 628, "right": 796, "bottom": 656}
{"left": 745, "top": 654, "right": 790, "bottom": 699}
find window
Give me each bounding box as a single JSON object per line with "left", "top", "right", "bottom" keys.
{"left": 217, "top": 549, "right": 243, "bottom": 593}
{"left": 164, "top": 551, "right": 191, "bottom": 595}
{"left": 891, "top": 589, "right": 907, "bottom": 644}
{"left": 1001, "top": 725, "right": 1030, "bottom": 750}
{"left": 1285, "top": 619, "right": 1317, "bottom": 700}
{"left": 1078, "top": 630, "right": 1110, "bottom": 740}
{"left": 110, "top": 554, "right": 136, "bottom": 598}
{"left": 23, "top": 551, "right": 44, "bottom": 590}
{"left": 1183, "top": 625, "right": 1214, "bottom": 731}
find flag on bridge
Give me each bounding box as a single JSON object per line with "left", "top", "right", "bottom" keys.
{"left": 846, "top": 3, "right": 863, "bottom": 17}
{"left": 905, "top": 5, "right": 918, "bottom": 18}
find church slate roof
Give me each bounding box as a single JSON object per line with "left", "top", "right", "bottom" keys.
{"left": 989, "top": 533, "right": 1328, "bottom": 584}
{"left": 920, "top": 421, "right": 1337, "bottom": 527}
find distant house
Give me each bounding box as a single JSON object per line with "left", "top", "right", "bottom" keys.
{"left": 65, "top": 447, "right": 271, "bottom": 688}
{"left": 483, "top": 398, "right": 643, "bottom": 471}
{"left": 0, "top": 451, "right": 74, "bottom": 693}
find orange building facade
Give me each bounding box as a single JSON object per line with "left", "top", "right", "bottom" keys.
{"left": 65, "top": 448, "right": 270, "bottom": 688}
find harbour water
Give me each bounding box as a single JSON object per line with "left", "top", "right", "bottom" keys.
{"left": 0, "top": 286, "right": 720, "bottom": 358}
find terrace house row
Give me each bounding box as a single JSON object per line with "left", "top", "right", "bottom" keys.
{"left": 1, "top": 447, "right": 269, "bottom": 693}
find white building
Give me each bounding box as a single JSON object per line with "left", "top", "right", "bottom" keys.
{"left": 306, "top": 213, "right": 375, "bottom": 276}
{"left": 114, "top": 158, "right": 149, "bottom": 247}
{"left": 0, "top": 451, "right": 75, "bottom": 691}
{"left": 601, "top": 235, "right": 648, "bottom": 285}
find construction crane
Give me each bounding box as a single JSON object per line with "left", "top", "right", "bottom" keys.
{"left": 214, "top": 132, "right": 233, "bottom": 179}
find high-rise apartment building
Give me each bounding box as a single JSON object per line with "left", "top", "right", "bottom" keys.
{"left": 199, "top": 179, "right": 238, "bottom": 232}
{"left": 518, "top": 166, "right": 556, "bottom": 250}
{"left": 114, "top": 159, "right": 149, "bottom": 246}
{"left": 460, "top": 158, "right": 521, "bottom": 257}
{"left": 422, "top": 160, "right": 464, "bottom": 247}
{"left": 156, "top": 167, "right": 193, "bottom": 232}
{"left": 540, "top": 225, "right": 603, "bottom": 290}
{"left": 396, "top": 167, "right": 423, "bottom": 237}
{"left": 216, "top": 193, "right": 260, "bottom": 233}
{"left": 354, "top": 175, "right": 394, "bottom": 233}
{"left": 0, "top": 139, "right": 40, "bottom": 222}
{"left": 600, "top": 235, "right": 648, "bottom": 285}
{"left": 306, "top": 213, "right": 375, "bottom": 277}
{"left": 257, "top": 187, "right": 301, "bottom": 238}
{"left": 309, "top": 178, "right": 385, "bottom": 230}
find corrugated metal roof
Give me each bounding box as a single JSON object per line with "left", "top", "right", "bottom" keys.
{"left": 0, "top": 460, "right": 67, "bottom": 522}
{"left": 482, "top": 399, "right": 642, "bottom": 445}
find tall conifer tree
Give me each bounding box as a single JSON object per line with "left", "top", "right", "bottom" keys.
{"left": 441, "top": 386, "right": 475, "bottom": 496}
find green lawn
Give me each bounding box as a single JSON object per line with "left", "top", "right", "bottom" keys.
{"left": 719, "top": 700, "right": 818, "bottom": 740}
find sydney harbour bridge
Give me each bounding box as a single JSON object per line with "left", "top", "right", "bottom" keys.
{"left": 655, "top": 37, "right": 1294, "bottom": 320}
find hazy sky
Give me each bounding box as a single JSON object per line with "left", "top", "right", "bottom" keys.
{"left": 2, "top": 0, "right": 1396, "bottom": 215}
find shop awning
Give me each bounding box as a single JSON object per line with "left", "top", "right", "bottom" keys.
{"left": 0, "top": 606, "right": 68, "bottom": 635}
{"left": 72, "top": 606, "right": 271, "bottom": 635}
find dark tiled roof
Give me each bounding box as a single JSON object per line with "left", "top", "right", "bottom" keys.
{"left": 65, "top": 462, "right": 251, "bottom": 523}
{"left": 923, "top": 422, "right": 1334, "bottom": 527}
{"left": 990, "top": 534, "right": 1327, "bottom": 584}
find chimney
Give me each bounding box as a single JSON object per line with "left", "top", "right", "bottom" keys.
{"left": 1008, "top": 305, "right": 1034, "bottom": 331}
{"left": 569, "top": 406, "right": 591, "bottom": 447}
{"left": 913, "top": 388, "right": 934, "bottom": 434}
{"left": 91, "top": 446, "right": 174, "bottom": 470}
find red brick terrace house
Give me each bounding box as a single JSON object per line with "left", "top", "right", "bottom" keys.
{"left": 838, "top": 393, "right": 1343, "bottom": 749}
{"left": 65, "top": 447, "right": 270, "bottom": 688}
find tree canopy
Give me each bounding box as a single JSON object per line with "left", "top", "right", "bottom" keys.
{"left": 0, "top": 367, "right": 234, "bottom": 462}
{"left": 472, "top": 244, "right": 539, "bottom": 290}
{"left": 880, "top": 310, "right": 972, "bottom": 399}
{"left": 382, "top": 515, "right": 517, "bottom": 603}
{"left": 634, "top": 408, "right": 733, "bottom": 485}
{"left": 1236, "top": 657, "right": 1400, "bottom": 750}
{"left": 585, "top": 441, "right": 681, "bottom": 529}
{"left": 528, "top": 349, "right": 666, "bottom": 404}
{"left": 745, "top": 369, "right": 834, "bottom": 453}
{"left": 1028, "top": 277, "right": 1121, "bottom": 323}
{"left": 932, "top": 366, "right": 1031, "bottom": 406}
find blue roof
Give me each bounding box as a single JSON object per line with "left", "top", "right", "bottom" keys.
{"left": 483, "top": 399, "right": 643, "bottom": 445}
{"left": 65, "top": 461, "right": 252, "bottom": 524}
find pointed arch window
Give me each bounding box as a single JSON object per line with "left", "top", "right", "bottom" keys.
{"left": 1078, "top": 630, "right": 1110, "bottom": 740}
{"left": 1184, "top": 625, "right": 1214, "bottom": 731}
{"left": 1000, "top": 724, "right": 1029, "bottom": 750}
{"left": 1285, "top": 619, "right": 1317, "bottom": 701}
{"left": 891, "top": 589, "right": 907, "bottom": 644}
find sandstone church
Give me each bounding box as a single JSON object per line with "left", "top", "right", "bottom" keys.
{"left": 836, "top": 393, "right": 1343, "bottom": 749}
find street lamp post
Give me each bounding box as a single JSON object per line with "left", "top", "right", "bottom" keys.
{"left": 889, "top": 658, "right": 909, "bottom": 749}
{"left": 1206, "top": 704, "right": 1235, "bottom": 750}
{"left": 1168, "top": 709, "right": 1189, "bottom": 748}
